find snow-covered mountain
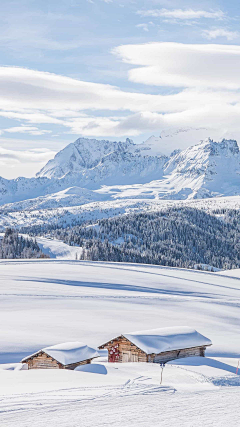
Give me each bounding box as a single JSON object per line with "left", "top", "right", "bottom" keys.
{"left": 98, "top": 138, "right": 240, "bottom": 200}
{"left": 37, "top": 137, "right": 167, "bottom": 184}
{"left": 0, "top": 137, "right": 168, "bottom": 205}
{"left": 0, "top": 136, "right": 240, "bottom": 210}
{"left": 163, "top": 138, "right": 240, "bottom": 199}
{"left": 37, "top": 138, "right": 136, "bottom": 179}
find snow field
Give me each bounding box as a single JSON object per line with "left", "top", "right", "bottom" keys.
{"left": 0, "top": 259, "right": 240, "bottom": 426}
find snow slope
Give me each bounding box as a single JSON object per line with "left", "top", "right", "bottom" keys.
{"left": 34, "top": 236, "right": 83, "bottom": 259}
{"left": 217, "top": 268, "right": 240, "bottom": 278}
{"left": 1, "top": 187, "right": 106, "bottom": 212}
{"left": 0, "top": 259, "right": 239, "bottom": 360}
{"left": 0, "top": 259, "right": 240, "bottom": 426}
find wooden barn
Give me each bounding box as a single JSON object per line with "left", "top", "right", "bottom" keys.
{"left": 99, "top": 327, "right": 212, "bottom": 364}
{"left": 21, "top": 342, "right": 100, "bottom": 370}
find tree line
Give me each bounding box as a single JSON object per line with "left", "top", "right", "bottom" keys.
{"left": 21, "top": 207, "right": 240, "bottom": 270}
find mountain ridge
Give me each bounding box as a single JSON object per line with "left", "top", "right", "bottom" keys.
{"left": 0, "top": 136, "right": 240, "bottom": 207}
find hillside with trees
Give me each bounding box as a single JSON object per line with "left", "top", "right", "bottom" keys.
{"left": 0, "top": 228, "right": 48, "bottom": 259}
{"left": 24, "top": 207, "right": 240, "bottom": 270}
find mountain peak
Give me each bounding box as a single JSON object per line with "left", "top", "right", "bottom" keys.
{"left": 36, "top": 136, "right": 167, "bottom": 183}
{"left": 196, "top": 138, "right": 239, "bottom": 156}
{"left": 36, "top": 137, "right": 135, "bottom": 179}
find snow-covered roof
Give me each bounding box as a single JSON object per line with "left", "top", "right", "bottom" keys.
{"left": 123, "top": 327, "right": 212, "bottom": 355}
{"left": 21, "top": 342, "right": 100, "bottom": 365}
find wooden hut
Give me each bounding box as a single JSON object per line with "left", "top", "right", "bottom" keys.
{"left": 99, "top": 327, "right": 212, "bottom": 364}
{"left": 21, "top": 341, "right": 100, "bottom": 370}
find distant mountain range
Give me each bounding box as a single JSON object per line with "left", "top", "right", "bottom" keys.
{"left": 0, "top": 136, "right": 240, "bottom": 211}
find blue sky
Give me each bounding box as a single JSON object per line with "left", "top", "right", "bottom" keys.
{"left": 0, "top": 0, "right": 240, "bottom": 177}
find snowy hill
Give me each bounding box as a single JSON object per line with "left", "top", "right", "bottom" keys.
{"left": 1, "top": 187, "right": 106, "bottom": 212}
{"left": 0, "top": 260, "right": 240, "bottom": 426}
{"left": 0, "top": 259, "right": 239, "bottom": 360}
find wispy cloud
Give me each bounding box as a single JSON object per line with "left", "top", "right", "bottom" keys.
{"left": 0, "top": 11, "right": 88, "bottom": 53}
{"left": 137, "top": 9, "right": 225, "bottom": 20}
{"left": 136, "top": 22, "right": 154, "bottom": 32}
{"left": 0, "top": 147, "right": 55, "bottom": 163}
{"left": 4, "top": 126, "right": 52, "bottom": 136}
{"left": 136, "top": 23, "right": 149, "bottom": 32}
{"left": 202, "top": 28, "right": 239, "bottom": 40}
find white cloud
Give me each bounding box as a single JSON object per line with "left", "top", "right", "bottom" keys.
{"left": 0, "top": 146, "right": 56, "bottom": 178}
{"left": 136, "top": 22, "right": 154, "bottom": 32}
{"left": 114, "top": 42, "right": 240, "bottom": 89}
{"left": 4, "top": 126, "right": 52, "bottom": 135}
{"left": 0, "top": 66, "right": 169, "bottom": 113}
{"left": 137, "top": 9, "right": 225, "bottom": 20}
{"left": 0, "top": 111, "right": 63, "bottom": 124}
{"left": 62, "top": 104, "right": 240, "bottom": 139}
{"left": 202, "top": 29, "right": 239, "bottom": 41}
{"left": 136, "top": 23, "right": 149, "bottom": 32}
{"left": 1, "top": 54, "right": 240, "bottom": 143}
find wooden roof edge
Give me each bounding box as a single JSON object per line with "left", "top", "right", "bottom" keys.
{"left": 21, "top": 349, "right": 44, "bottom": 363}
{"left": 98, "top": 334, "right": 145, "bottom": 354}
{"left": 98, "top": 334, "right": 125, "bottom": 349}
{"left": 21, "top": 349, "right": 64, "bottom": 365}
{"left": 121, "top": 334, "right": 146, "bottom": 353}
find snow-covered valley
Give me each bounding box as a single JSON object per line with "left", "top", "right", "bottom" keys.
{"left": 0, "top": 259, "right": 240, "bottom": 426}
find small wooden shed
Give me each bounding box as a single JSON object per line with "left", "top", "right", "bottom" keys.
{"left": 99, "top": 327, "right": 212, "bottom": 364}
{"left": 21, "top": 341, "right": 100, "bottom": 370}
